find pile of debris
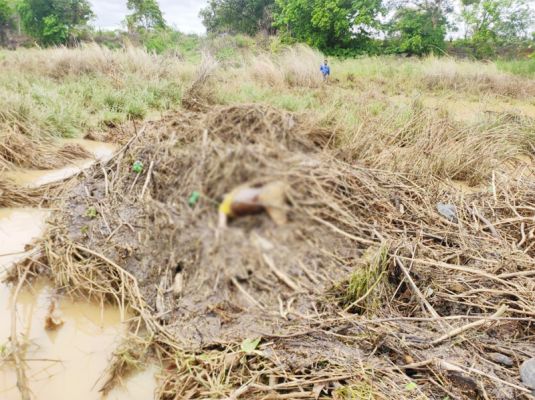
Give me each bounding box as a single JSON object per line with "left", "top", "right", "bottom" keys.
{"left": 44, "top": 104, "right": 535, "bottom": 399}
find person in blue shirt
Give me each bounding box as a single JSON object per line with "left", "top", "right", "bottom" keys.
{"left": 320, "top": 59, "right": 330, "bottom": 81}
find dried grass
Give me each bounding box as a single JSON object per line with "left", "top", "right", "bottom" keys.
{"left": 248, "top": 45, "right": 323, "bottom": 88}
{"left": 0, "top": 44, "right": 192, "bottom": 81}
{"left": 0, "top": 129, "right": 91, "bottom": 169}
{"left": 422, "top": 58, "right": 535, "bottom": 99}
{"left": 330, "top": 100, "right": 530, "bottom": 185}
{"left": 0, "top": 178, "right": 44, "bottom": 207}
{"left": 249, "top": 54, "right": 285, "bottom": 87}
{"left": 3, "top": 43, "right": 534, "bottom": 400}
{"left": 279, "top": 45, "right": 324, "bottom": 88}
{"left": 182, "top": 51, "right": 218, "bottom": 111}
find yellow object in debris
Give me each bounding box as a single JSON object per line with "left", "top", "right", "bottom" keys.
{"left": 218, "top": 181, "right": 288, "bottom": 226}
{"left": 219, "top": 193, "right": 234, "bottom": 216}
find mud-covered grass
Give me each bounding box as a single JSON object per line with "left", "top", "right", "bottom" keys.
{"left": 0, "top": 173, "right": 65, "bottom": 208}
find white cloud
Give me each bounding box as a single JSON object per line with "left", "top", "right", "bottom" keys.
{"left": 89, "top": 0, "right": 207, "bottom": 33}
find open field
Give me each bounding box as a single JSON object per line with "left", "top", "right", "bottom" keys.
{"left": 2, "top": 44, "right": 535, "bottom": 399}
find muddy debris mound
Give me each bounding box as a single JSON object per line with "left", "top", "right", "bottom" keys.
{"left": 45, "top": 104, "right": 535, "bottom": 399}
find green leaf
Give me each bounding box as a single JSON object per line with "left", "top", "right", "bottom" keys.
{"left": 241, "top": 337, "right": 261, "bottom": 354}
{"left": 405, "top": 382, "right": 417, "bottom": 391}
{"left": 197, "top": 353, "right": 212, "bottom": 362}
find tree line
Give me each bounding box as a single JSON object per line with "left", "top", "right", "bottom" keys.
{"left": 0, "top": 0, "right": 533, "bottom": 58}
{"left": 0, "top": 0, "right": 165, "bottom": 46}
{"left": 201, "top": 0, "right": 535, "bottom": 57}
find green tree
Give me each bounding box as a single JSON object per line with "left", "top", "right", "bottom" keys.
{"left": 389, "top": 5, "right": 448, "bottom": 55}
{"left": 461, "top": 0, "right": 534, "bottom": 56}
{"left": 274, "top": 0, "right": 383, "bottom": 50}
{"left": 18, "top": 0, "right": 93, "bottom": 45}
{"left": 200, "top": 0, "right": 275, "bottom": 35}
{"left": 126, "top": 0, "right": 166, "bottom": 32}
{"left": 0, "top": 0, "right": 14, "bottom": 44}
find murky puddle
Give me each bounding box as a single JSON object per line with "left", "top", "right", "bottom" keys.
{"left": 0, "top": 282, "right": 157, "bottom": 400}
{"left": 0, "top": 140, "right": 157, "bottom": 399}
{"left": 4, "top": 139, "right": 117, "bottom": 188}
{"left": 0, "top": 209, "right": 50, "bottom": 271}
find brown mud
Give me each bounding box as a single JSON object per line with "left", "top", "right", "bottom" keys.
{"left": 42, "top": 104, "right": 535, "bottom": 399}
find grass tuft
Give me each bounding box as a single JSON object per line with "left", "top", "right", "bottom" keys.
{"left": 337, "top": 245, "right": 390, "bottom": 314}
{"left": 334, "top": 383, "right": 377, "bottom": 400}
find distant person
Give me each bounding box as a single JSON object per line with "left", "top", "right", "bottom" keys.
{"left": 320, "top": 59, "right": 330, "bottom": 81}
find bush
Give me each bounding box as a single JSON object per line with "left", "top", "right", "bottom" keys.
{"left": 142, "top": 29, "right": 181, "bottom": 54}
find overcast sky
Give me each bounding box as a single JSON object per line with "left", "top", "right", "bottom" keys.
{"left": 89, "top": 0, "right": 207, "bottom": 33}
{"left": 89, "top": 0, "right": 533, "bottom": 36}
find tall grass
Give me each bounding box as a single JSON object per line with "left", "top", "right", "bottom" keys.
{"left": 497, "top": 58, "right": 535, "bottom": 78}
{"left": 248, "top": 45, "right": 323, "bottom": 88}
{"left": 0, "top": 44, "right": 194, "bottom": 79}
{"left": 0, "top": 45, "right": 195, "bottom": 140}
{"left": 421, "top": 57, "right": 535, "bottom": 98}
{"left": 1, "top": 42, "right": 533, "bottom": 184}
{"left": 209, "top": 48, "right": 535, "bottom": 183}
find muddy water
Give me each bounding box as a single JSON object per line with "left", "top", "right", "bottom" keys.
{"left": 0, "top": 141, "right": 157, "bottom": 399}
{"left": 60, "top": 139, "right": 117, "bottom": 161}
{"left": 0, "top": 209, "right": 50, "bottom": 271}
{"left": 0, "top": 282, "right": 157, "bottom": 400}
{"left": 4, "top": 140, "right": 117, "bottom": 188}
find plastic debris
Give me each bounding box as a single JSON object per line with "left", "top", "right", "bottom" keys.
{"left": 188, "top": 191, "right": 201, "bottom": 207}
{"left": 132, "top": 160, "right": 144, "bottom": 174}
{"left": 436, "top": 203, "right": 458, "bottom": 223}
